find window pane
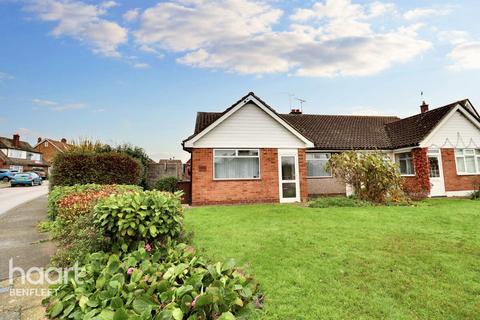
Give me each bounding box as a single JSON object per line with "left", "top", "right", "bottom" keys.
{"left": 282, "top": 182, "right": 296, "bottom": 198}
{"left": 214, "top": 157, "right": 259, "bottom": 179}
{"left": 429, "top": 157, "right": 440, "bottom": 177}
{"left": 281, "top": 156, "right": 295, "bottom": 180}
{"left": 456, "top": 157, "right": 466, "bottom": 172}
{"left": 456, "top": 149, "right": 464, "bottom": 156}
{"left": 476, "top": 149, "right": 480, "bottom": 156}
{"left": 307, "top": 159, "right": 330, "bottom": 177}
{"left": 465, "top": 149, "right": 475, "bottom": 155}
{"left": 465, "top": 156, "right": 476, "bottom": 173}
{"left": 238, "top": 150, "right": 258, "bottom": 156}
{"left": 214, "top": 150, "right": 235, "bottom": 157}
{"left": 477, "top": 157, "right": 480, "bottom": 172}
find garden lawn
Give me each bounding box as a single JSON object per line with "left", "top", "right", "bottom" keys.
{"left": 185, "top": 199, "right": 480, "bottom": 320}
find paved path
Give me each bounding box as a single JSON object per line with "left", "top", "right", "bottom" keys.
{"left": 0, "top": 196, "right": 55, "bottom": 280}
{"left": 0, "top": 195, "right": 54, "bottom": 320}
{"left": 0, "top": 183, "right": 49, "bottom": 216}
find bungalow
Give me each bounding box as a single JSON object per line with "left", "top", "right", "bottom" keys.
{"left": 182, "top": 92, "right": 480, "bottom": 205}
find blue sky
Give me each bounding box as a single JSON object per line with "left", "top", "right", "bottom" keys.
{"left": 1, "top": 0, "right": 480, "bottom": 161}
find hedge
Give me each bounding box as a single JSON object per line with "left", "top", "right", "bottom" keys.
{"left": 50, "top": 152, "right": 142, "bottom": 188}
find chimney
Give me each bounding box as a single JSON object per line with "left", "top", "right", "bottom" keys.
{"left": 13, "top": 134, "right": 20, "bottom": 148}
{"left": 61, "top": 138, "right": 67, "bottom": 143}
{"left": 420, "top": 101, "right": 429, "bottom": 114}
{"left": 290, "top": 108, "right": 302, "bottom": 115}
{"left": 37, "top": 137, "right": 42, "bottom": 143}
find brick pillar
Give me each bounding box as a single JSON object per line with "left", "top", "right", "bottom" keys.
{"left": 412, "top": 147, "right": 431, "bottom": 193}
{"left": 298, "top": 149, "right": 308, "bottom": 201}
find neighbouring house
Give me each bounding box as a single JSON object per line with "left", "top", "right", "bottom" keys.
{"left": 0, "top": 134, "right": 49, "bottom": 173}
{"left": 182, "top": 92, "right": 480, "bottom": 205}
{"left": 34, "top": 137, "right": 72, "bottom": 164}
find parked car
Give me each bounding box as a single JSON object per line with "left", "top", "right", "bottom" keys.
{"left": 0, "top": 169, "right": 15, "bottom": 182}
{"left": 10, "top": 172, "right": 43, "bottom": 187}
{"left": 31, "top": 167, "right": 47, "bottom": 180}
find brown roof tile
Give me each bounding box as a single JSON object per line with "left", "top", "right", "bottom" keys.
{"left": 0, "top": 137, "right": 36, "bottom": 152}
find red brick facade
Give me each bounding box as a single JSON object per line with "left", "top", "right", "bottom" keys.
{"left": 191, "top": 148, "right": 308, "bottom": 206}
{"left": 441, "top": 148, "right": 480, "bottom": 191}
{"left": 192, "top": 148, "right": 279, "bottom": 205}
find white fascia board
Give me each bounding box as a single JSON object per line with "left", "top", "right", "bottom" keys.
{"left": 184, "top": 94, "right": 314, "bottom": 148}
{"left": 419, "top": 105, "right": 480, "bottom": 148}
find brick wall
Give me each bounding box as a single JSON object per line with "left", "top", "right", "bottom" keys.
{"left": 441, "top": 148, "right": 480, "bottom": 191}
{"left": 34, "top": 142, "right": 56, "bottom": 163}
{"left": 191, "top": 148, "right": 281, "bottom": 205}
{"left": 298, "top": 149, "right": 308, "bottom": 201}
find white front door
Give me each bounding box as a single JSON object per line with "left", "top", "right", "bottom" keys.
{"left": 428, "top": 149, "right": 446, "bottom": 197}
{"left": 278, "top": 149, "right": 300, "bottom": 203}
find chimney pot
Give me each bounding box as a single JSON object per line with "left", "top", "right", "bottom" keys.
{"left": 290, "top": 108, "right": 302, "bottom": 115}
{"left": 420, "top": 101, "right": 429, "bottom": 113}
{"left": 37, "top": 137, "right": 42, "bottom": 143}
{"left": 13, "top": 134, "right": 20, "bottom": 148}
{"left": 61, "top": 138, "right": 67, "bottom": 143}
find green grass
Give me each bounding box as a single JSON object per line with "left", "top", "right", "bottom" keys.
{"left": 185, "top": 199, "right": 480, "bottom": 319}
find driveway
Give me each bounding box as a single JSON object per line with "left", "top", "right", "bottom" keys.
{"left": 0, "top": 182, "right": 49, "bottom": 216}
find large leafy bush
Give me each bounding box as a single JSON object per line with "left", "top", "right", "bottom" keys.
{"left": 94, "top": 190, "right": 184, "bottom": 248}
{"left": 48, "top": 184, "right": 141, "bottom": 220}
{"left": 328, "top": 151, "right": 405, "bottom": 203}
{"left": 50, "top": 151, "right": 142, "bottom": 188}
{"left": 48, "top": 184, "right": 142, "bottom": 266}
{"left": 44, "top": 243, "right": 262, "bottom": 320}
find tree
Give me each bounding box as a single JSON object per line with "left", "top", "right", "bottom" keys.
{"left": 328, "top": 151, "right": 405, "bottom": 203}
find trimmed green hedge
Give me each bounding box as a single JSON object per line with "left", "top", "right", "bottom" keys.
{"left": 50, "top": 152, "right": 142, "bottom": 188}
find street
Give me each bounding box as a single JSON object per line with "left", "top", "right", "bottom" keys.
{"left": 0, "top": 182, "right": 49, "bottom": 216}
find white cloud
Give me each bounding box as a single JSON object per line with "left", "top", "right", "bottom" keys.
{"left": 448, "top": 42, "right": 480, "bottom": 71}
{"left": 134, "top": 0, "right": 283, "bottom": 52}
{"left": 92, "top": 108, "right": 106, "bottom": 113}
{"left": 146, "top": 0, "right": 430, "bottom": 76}
{"left": 32, "top": 98, "right": 86, "bottom": 111}
{"left": 404, "top": 6, "right": 452, "bottom": 20}
{"left": 123, "top": 8, "right": 139, "bottom": 22}
{"left": 133, "top": 62, "right": 149, "bottom": 69}
{"left": 438, "top": 30, "right": 470, "bottom": 45}
{"left": 0, "top": 71, "right": 14, "bottom": 81}
{"left": 25, "top": 0, "right": 128, "bottom": 57}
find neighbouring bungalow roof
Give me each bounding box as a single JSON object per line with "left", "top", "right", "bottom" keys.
{"left": 186, "top": 93, "right": 478, "bottom": 150}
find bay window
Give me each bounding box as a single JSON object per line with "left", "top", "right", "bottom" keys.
{"left": 395, "top": 152, "right": 415, "bottom": 175}
{"left": 455, "top": 149, "right": 480, "bottom": 174}
{"left": 214, "top": 149, "right": 260, "bottom": 179}
{"left": 306, "top": 153, "right": 331, "bottom": 177}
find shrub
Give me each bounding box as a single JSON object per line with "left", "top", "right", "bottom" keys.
{"left": 328, "top": 151, "right": 405, "bottom": 203}
{"left": 48, "top": 184, "right": 141, "bottom": 220}
{"left": 43, "top": 243, "right": 262, "bottom": 319}
{"left": 94, "top": 190, "right": 184, "bottom": 248}
{"left": 50, "top": 151, "right": 142, "bottom": 188}
{"left": 402, "top": 181, "right": 429, "bottom": 201}
{"left": 471, "top": 190, "right": 480, "bottom": 200}
{"left": 155, "top": 176, "right": 180, "bottom": 193}
{"left": 51, "top": 212, "right": 108, "bottom": 267}
{"left": 309, "top": 196, "right": 371, "bottom": 208}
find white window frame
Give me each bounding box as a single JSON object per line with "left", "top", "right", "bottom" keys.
{"left": 306, "top": 152, "right": 332, "bottom": 178}
{"left": 455, "top": 148, "right": 480, "bottom": 175}
{"left": 395, "top": 152, "right": 416, "bottom": 176}
{"left": 213, "top": 149, "right": 261, "bottom": 180}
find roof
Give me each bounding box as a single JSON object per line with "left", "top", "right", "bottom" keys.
{"left": 0, "top": 136, "right": 36, "bottom": 152}
{"left": 34, "top": 138, "right": 72, "bottom": 152}
{"left": 185, "top": 93, "right": 479, "bottom": 150}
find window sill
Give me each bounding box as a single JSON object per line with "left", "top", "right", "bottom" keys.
{"left": 456, "top": 173, "right": 480, "bottom": 176}
{"left": 401, "top": 174, "right": 416, "bottom": 177}
{"left": 307, "top": 176, "right": 333, "bottom": 179}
